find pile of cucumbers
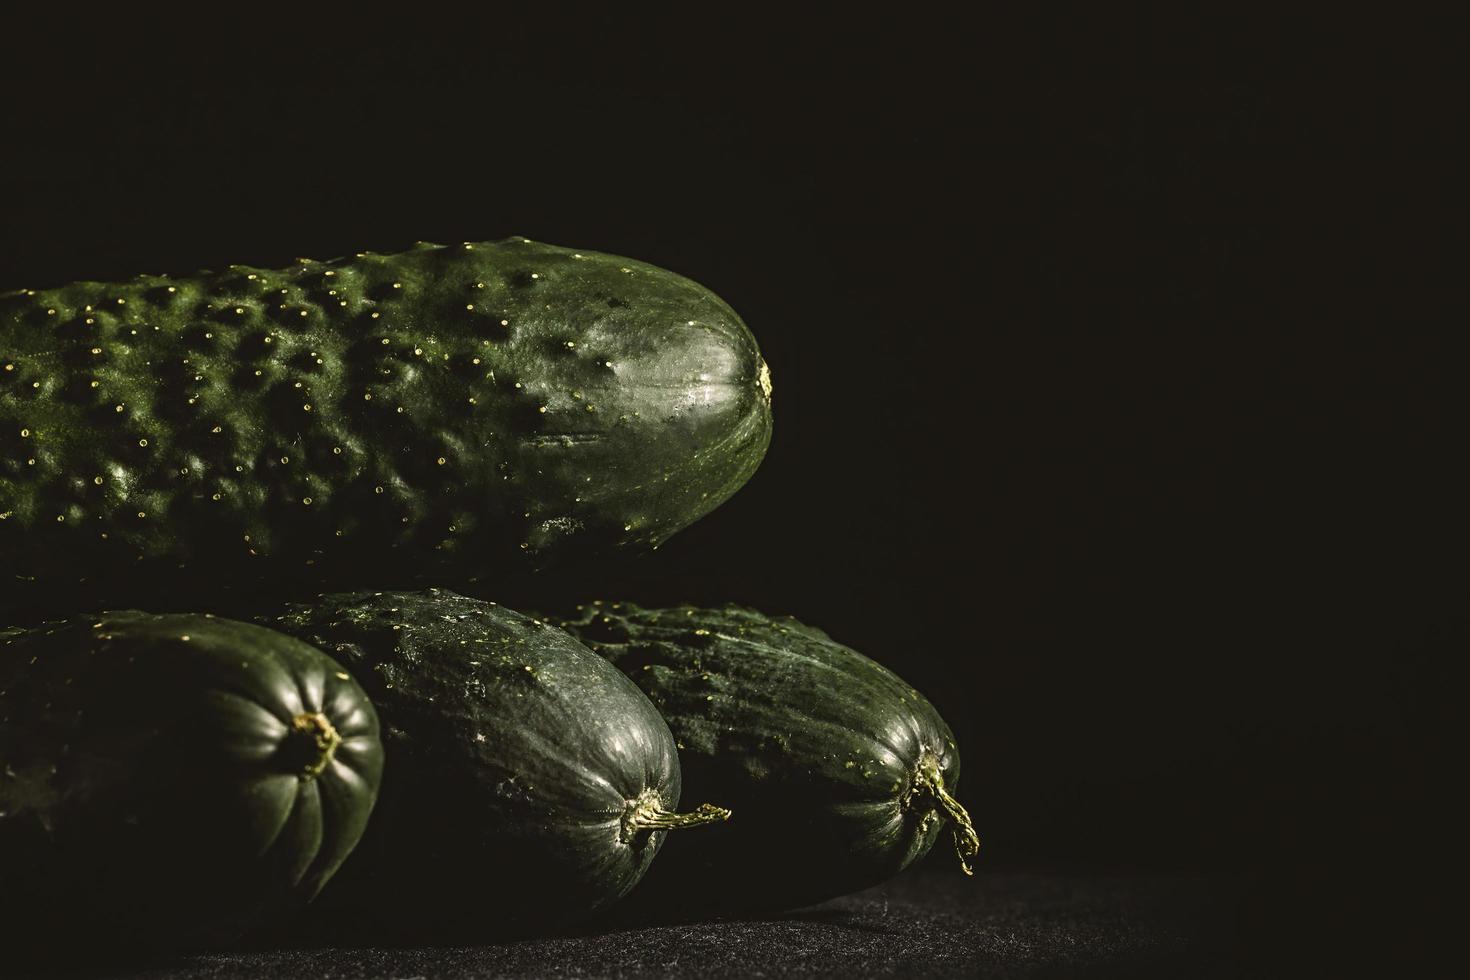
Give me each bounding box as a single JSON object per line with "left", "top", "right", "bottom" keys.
{"left": 0, "top": 237, "right": 976, "bottom": 955}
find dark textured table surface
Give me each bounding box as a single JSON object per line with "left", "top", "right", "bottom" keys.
{"left": 32, "top": 870, "right": 1248, "bottom": 979}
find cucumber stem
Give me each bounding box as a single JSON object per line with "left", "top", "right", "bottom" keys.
{"left": 908, "top": 753, "right": 980, "bottom": 876}
{"left": 621, "top": 789, "right": 731, "bottom": 843}
{"left": 289, "top": 711, "right": 342, "bottom": 781}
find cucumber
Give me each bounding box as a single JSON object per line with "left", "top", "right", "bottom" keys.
{"left": 258, "top": 588, "right": 728, "bottom": 937}
{"left": 0, "top": 612, "right": 382, "bottom": 953}
{"left": 559, "top": 602, "right": 978, "bottom": 914}
{"left": 0, "top": 238, "right": 770, "bottom": 612}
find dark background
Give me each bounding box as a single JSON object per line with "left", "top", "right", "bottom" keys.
{"left": 1, "top": 10, "right": 1456, "bottom": 963}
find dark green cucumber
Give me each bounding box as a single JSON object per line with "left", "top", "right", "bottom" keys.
{"left": 559, "top": 602, "right": 978, "bottom": 914}
{"left": 259, "top": 589, "right": 728, "bottom": 937}
{"left": 0, "top": 612, "right": 382, "bottom": 953}
{"left": 0, "top": 237, "right": 770, "bottom": 610}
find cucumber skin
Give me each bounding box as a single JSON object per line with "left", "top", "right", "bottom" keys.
{"left": 0, "top": 237, "right": 770, "bottom": 609}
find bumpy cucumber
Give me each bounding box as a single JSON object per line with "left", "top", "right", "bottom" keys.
{"left": 0, "top": 238, "right": 770, "bottom": 609}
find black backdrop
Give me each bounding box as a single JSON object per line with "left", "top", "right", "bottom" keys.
{"left": 0, "top": 11, "right": 1455, "bottom": 954}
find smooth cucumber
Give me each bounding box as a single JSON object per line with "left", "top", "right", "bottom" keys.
{"left": 559, "top": 602, "right": 978, "bottom": 914}
{"left": 259, "top": 588, "right": 728, "bottom": 937}
{"left": 0, "top": 612, "right": 382, "bottom": 953}
{"left": 0, "top": 238, "right": 770, "bottom": 611}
